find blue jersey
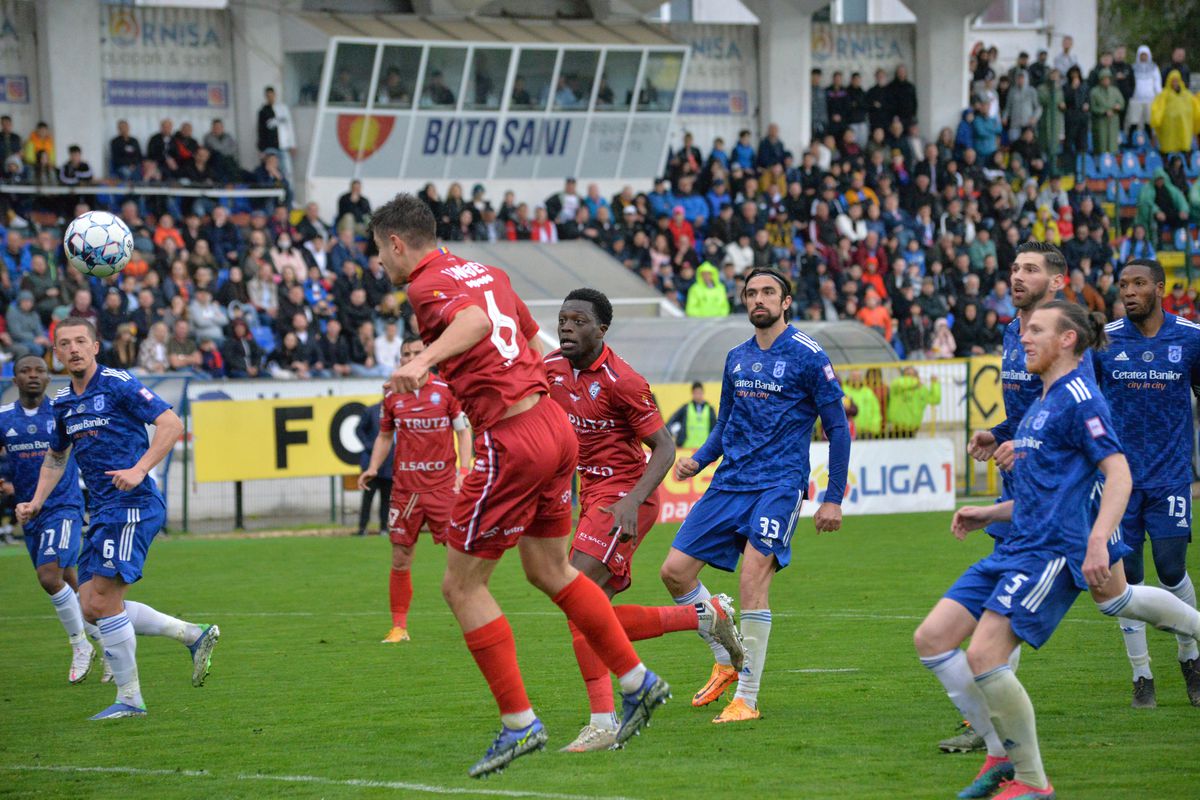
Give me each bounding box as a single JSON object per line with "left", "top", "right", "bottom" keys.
{"left": 694, "top": 326, "right": 846, "bottom": 492}
{"left": 1006, "top": 368, "right": 1123, "bottom": 588}
{"left": 992, "top": 317, "right": 1096, "bottom": 444}
{"left": 1092, "top": 313, "right": 1200, "bottom": 489}
{"left": 50, "top": 368, "right": 172, "bottom": 512}
{"left": 0, "top": 399, "right": 83, "bottom": 522}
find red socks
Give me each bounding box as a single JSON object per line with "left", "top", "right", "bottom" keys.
{"left": 463, "top": 616, "right": 530, "bottom": 715}
{"left": 616, "top": 604, "right": 699, "bottom": 639}
{"left": 552, "top": 574, "right": 640, "bottom": 678}
{"left": 569, "top": 620, "right": 614, "bottom": 714}
{"left": 389, "top": 568, "right": 412, "bottom": 627}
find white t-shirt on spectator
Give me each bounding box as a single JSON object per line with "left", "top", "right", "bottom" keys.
{"left": 375, "top": 334, "right": 403, "bottom": 370}
{"left": 724, "top": 241, "right": 753, "bottom": 274}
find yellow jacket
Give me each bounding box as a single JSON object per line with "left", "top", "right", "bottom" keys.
{"left": 1151, "top": 70, "right": 1200, "bottom": 153}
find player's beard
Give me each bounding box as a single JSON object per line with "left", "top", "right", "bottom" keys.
{"left": 749, "top": 307, "right": 782, "bottom": 329}
{"left": 1013, "top": 285, "right": 1047, "bottom": 311}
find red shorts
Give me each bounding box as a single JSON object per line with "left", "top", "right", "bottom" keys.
{"left": 448, "top": 396, "right": 577, "bottom": 559}
{"left": 571, "top": 488, "right": 661, "bottom": 594}
{"left": 388, "top": 487, "right": 453, "bottom": 546}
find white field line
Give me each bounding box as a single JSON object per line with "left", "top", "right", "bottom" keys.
{"left": 0, "top": 764, "right": 641, "bottom": 800}
{"left": 784, "top": 668, "right": 862, "bottom": 674}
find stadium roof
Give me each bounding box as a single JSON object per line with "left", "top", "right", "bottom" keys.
{"left": 290, "top": 13, "right": 678, "bottom": 45}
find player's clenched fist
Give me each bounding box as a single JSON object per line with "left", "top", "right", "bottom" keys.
{"left": 967, "top": 429, "right": 998, "bottom": 462}
{"left": 15, "top": 501, "right": 39, "bottom": 525}
{"left": 812, "top": 502, "right": 842, "bottom": 533}
{"left": 391, "top": 360, "right": 429, "bottom": 393}
{"left": 674, "top": 456, "right": 699, "bottom": 481}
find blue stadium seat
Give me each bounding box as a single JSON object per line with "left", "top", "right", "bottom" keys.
{"left": 1186, "top": 151, "right": 1200, "bottom": 178}
{"left": 1104, "top": 179, "right": 1118, "bottom": 203}
{"left": 1082, "top": 153, "right": 1101, "bottom": 179}
{"left": 253, "top": 325, "right": 275, "bottom": 352}
{"left": 1128, "top": 129, "right": 1149, "bottom": 151}
{"left": 1117, "top": 151, "right": 1138, "bottom": 178}
{"left": 1096, "top": 152, "right": 1119, "bottom": 179}
{"left": 1174, "top": 227, "right": 1189, "bottom": 251}
{"left": 1118, "top": 179, "right": 1141, "bottom": 207}
{"left": 1142, "top": 150, "right": 1163, "bottom": 175}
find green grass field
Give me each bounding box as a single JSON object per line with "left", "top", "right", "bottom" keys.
{"left": 2, "top": 512, "right": 1198, "bottom": 799}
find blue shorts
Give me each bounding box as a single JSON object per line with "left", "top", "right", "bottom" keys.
{"left": 78, "top": 503, "right": 166, "bottom": 585}
{"left": 23, "top": 514, "right": 83, "bottom": 569}
{"left": 672, "top": 485, "right": 806, "bottom": 572}
{"left": 1121, "top": 485, "right": 1192, "bottom": 550}
{"left": 945, "top": 551, "right": 1081, "bottom": 649}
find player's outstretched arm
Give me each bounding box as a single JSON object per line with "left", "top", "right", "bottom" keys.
{"left": 392, "top": 306, "right": 491, "bottom": 392}
{"left": 16, "top": 446, "right": 71, "bottom": 523}
{"left": 1084, "top": 453, "right": 1131, "bottom": 587}
{"left": 107, "top": 409, "right": 183, "bottom": 492}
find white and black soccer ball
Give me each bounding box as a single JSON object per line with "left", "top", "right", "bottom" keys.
{"left": 63, "top": 211, "right": 134, "bottom": 278}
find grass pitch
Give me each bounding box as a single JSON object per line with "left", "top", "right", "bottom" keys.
{"left": 1, "top": 512, "right": 1198, "bottom": 799}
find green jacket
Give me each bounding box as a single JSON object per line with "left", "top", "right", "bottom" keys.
{"left": 1189, "top": 178, "right": 1200, "bottom": 221}
{"left": 1036, "top": 81, "right": 1064, "bottom": 155}
{"left": 1089, "top": 84, "right": 1124, "bottom": 154}
{"left": 843, "top": 383, "right": 882, "bottom": 436}
{"left": 886, "top": 376, "right": 941, "bottom": 432}
{"left": 1136, "top": 168, "right": 1189, "bottom": 232}
{"left": 685, "top": 262, "right": 730, "bottom": 318}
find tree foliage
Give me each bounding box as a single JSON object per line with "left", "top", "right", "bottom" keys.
{"left": 1098, "top": 0, "right": 1200, "bottom": 63}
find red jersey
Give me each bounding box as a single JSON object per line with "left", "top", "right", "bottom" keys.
{"left": 544, "top": 345, "right": 663, "bottom": 499}
{"left": 380, "top": 377, "right": 466, "bottom": 492}
{"left": 407, "top": 248, "right": 548, "bottom": 432}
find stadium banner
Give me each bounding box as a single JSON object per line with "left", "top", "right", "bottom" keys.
{"left": 657, "top": 438, "right": 956, "bottom": 524}
{"left": 192, "top": 394, "right": 380, "bottom": 482}
{"left": 672, "top": 23, "right": 759, "bottom": 153}
{"left": 98, "top": 4, "right": 232, "bottom": 145}
{"left": 0, "top": 0, "right": 37, "bottom": 134}
{"left": 811, "top": 23, "right": 915, "bottom": 83}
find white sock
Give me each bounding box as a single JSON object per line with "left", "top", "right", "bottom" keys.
{"left": 975, "top": 666, "right": 1047, "bottom": 789}
{"left": 673, "top": 582, "right": 731, "bottom": 666}
{"left": 733, "top": 609, "right": 771, "bottom": 709}
{"left": 83, "top": 620, "right": 101, "bottom": 641}
{"left": 1098, "top": 585, "right": 1200, "bottom": 639}
{"left": 590, "top": 712, "right": 618, "bottom": 731}
{"left": 920, "top": 649, "right": 1006, "bottom": 758}
{"left": 123, "top": 600, "right": 201, "bottom": 645}
{"left": 1008, "top": 644, "right": 1021, "bottom": 673}
{"left": 49, "top": 585, "right": 85, "bottom": 642}
{"left": 500, "top": 709, "right": 536, "bottom": 729}
{"left": 617, "top": 663, "right": 648, "bottom": 694}
{"left": 1119, "top": 615, "right": 1153, "bottom": 680}
{"left": 1162, "top": 574, "right": 1200, "bottom": 662}
{"left": 97, "top": 611, "right": 143, "bottom": 708}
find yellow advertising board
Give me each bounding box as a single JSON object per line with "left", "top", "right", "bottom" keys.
{"left": 967, "top": 355, "right": 1005, "bottom": 429}
{"left": 193, "top": 395, "right": 381, "bottom": 482}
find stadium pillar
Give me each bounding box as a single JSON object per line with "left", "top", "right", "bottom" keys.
{"left": 228, "top": 0, "right": 285, "bottom": 176}
{"left": 902, "top": 0, "right": 992, "bottom": 141}
{"left": 34, "top": 0, "right": 104, "bottom": 172}
{"left": 743, "top": 0, "right": 826, "bottom": 152}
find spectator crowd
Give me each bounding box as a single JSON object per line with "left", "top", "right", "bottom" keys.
{"left": 1, "top": 40, "right": 1199, "bottom": 376}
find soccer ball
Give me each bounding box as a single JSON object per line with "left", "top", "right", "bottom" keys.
{"left": 64, "top": 211, "right": 134, "bottom": 278}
